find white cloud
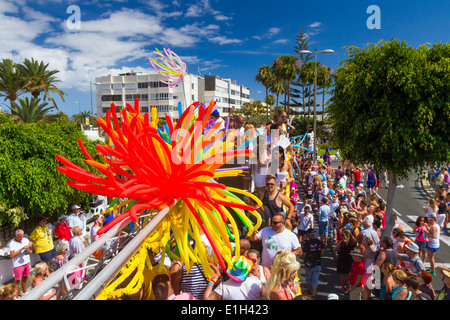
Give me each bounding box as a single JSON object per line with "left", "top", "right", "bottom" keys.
{"left": 214, "top": 14, "right": 232, "bottom": 21}
{"left": 273, "top": 39, "right": 289, "bottom": 44}
{"left": 309, "top": 21, "right": 322, "bottom": 28}
{"left": 210, "top": 36, "right": 242, "bottom": 45}
{"left": 268, "top": 27, "right": 281, "bottom": 36}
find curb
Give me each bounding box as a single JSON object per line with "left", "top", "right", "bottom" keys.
{"left": 421, "top": 178, "right": 435, "bottom": 198}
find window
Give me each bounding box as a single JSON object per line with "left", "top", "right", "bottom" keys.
{"left": 124, "top": 83, "right": 137, "bottom": 90}
{"left": 101, "top": 84, "right": 111, "bottom": 90}
{"left": 157, "top": 105, "right": 170, "bottom": 112}
{"left": 141, "top": 107, "right": 149, "bottom": 112}
{"left": 138, "top": 82, "right": 149, "bottom": 89}
{"left": 112, "top": 83, "right": 122, "bottom": 90}
{"left": 192, "top": 83, "right": 195, "bottom": 90}
{"left": 141, "top": 94, "right": 148, "bottom": 101}
{"left": 102, "top": 95, "right": 122, "bottom": 102}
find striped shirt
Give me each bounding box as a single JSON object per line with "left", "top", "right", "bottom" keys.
{"left": 180, "top": 264, "right": 208, "bottom": 300}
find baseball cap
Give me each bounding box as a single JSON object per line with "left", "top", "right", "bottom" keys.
{"left": 327, "top": 293, "right": 339, "bottom": 300}
{"left": 58, "top": 215, "right": 68, "bottom": 221}
{"left": 405, "top": 242, "right": 419, "bottom": 253}
{"left": 72, "top": 204, "right": 81, "bottom": 210}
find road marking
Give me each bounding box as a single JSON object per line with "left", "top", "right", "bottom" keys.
{"left": 424, "top": 262, "right": 450, "bottom": 269}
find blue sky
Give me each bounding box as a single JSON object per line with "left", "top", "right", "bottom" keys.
{"left": 1, "top": 0, "right": 449, "bottom": 117}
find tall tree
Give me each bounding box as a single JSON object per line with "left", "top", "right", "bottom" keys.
{"left": 0, "top": 59, "right": 27, "bottom": 109}
{"left": 17, "top": 58, "right": 67, "bottom": 109}
{"left": 269, "top": 71, "right": 284, "bottom": 110}
{"left": 328, "top": 39, "right": 450, "bottom": 237}
{"left": 255, "top": 65, "right": 273, "bottom": 110}
{"left": 272, "top": 55, "right": 299, "bottom": 119}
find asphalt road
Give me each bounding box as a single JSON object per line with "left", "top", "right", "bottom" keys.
{"left": 295, "top": 165, "right": 448, "bottom": 300}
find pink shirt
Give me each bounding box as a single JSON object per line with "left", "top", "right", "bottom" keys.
{"left": 167, "top": 293, "right": 198, "bottom": 300}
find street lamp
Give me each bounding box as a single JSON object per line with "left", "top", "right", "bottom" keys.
{"left": 298, "top": 49, "right": 334, "bottom": 163}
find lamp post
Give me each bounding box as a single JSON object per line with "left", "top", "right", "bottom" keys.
{"left": 75, "top": 101, "right": 80, "bottom": 114}
{"left": 298, "top": 49, "right": 334, "bottom": 163}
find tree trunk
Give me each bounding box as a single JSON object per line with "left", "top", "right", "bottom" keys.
{"left": 322, "top": 89, "right": 325, "bottom": 122}
{"left": 382, "top": 171, "right": 398, "bottom": 239}
{"left": 302, "top": 84, "right": 306, "bottom": 121}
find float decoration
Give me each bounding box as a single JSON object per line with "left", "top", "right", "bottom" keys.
{"left": 56, "top": 98, "right": 262, "bottom": 299}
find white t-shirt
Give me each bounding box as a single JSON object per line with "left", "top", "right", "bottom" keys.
{"left": 308, "top": 170, "right": 317, "bottom": 184}
{"left": 425, "top": 206, "right": 438, "bottom": 219}
{"left": 256, "top": 227, "right": 301, "bottom": 268}
{"left": 214, "top": 276, "right": 262, "bottom": 300}
{"left": 298, "top": 213, "right": 314, "bottom": 231}
{"left": 339, "top": 176, "right": 348, "bottom": 188}
{"left": 9, "top": 238, "right": 30, "bottom": 268}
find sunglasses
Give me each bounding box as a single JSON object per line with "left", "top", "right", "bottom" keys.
{"left": 266, "top": 183, "right": 275, "bottom": 187}
{"left": 281, "top": 116, "right": 286, "bottom": 118}
{"left": 272, "top": 220, "right": 284, "bottom": 225}
{"left": 251, "top": 258, "right": 258, "bottom": 263}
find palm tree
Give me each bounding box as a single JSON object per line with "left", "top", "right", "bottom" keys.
{"left": 17, "top": 58, "right": 67, "bottom": 109}
{"left": 272, "top": 55, "right": 299, "bottom": 118}
{"left": 0, "top": 59, "right": 27, "bottom": 110}
{"left": 269, "top": 72, "right": 284, "bottom": 111}
{"left": 72, "top": 110, "right": 92, "bottom": 126}
{"left": 8, "top": 97, "right": 56, "bottom": 124}
{"left": 255, "top": 65, "right": 273, "bottom": 108}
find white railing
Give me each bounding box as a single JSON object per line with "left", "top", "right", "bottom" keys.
{"left": 22, "top": 200, "right": 175, "bottom": 300}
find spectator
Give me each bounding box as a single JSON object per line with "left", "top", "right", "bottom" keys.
{"left": 9, "top": 229, "right": 32, "bottom": 299}
{"left": 249, "top": 213, "right": 302, "bottom": 269}
{"left": 240, "top": 239, "right": 251, "bottom": 257}
{"left": 50, "top": 242, "right": 69, "bottom": 299}
{"left": 30, "top": 262, "right": 57, "bottom": 300}
{"left": 397, "top": 242, "right": 425, "bottom": 277}
{"left": 272, "top": 146, "right": 294, "bottom": 189}
{"left": 69, "top": 226, "right": 85, "bottom": 255}
{"left": 204, "top": 257, "right": 262, "bottom": 300}
{"left": 362, "top": 236, "right": 375, "bottom": 300}
{"left": 436, "top": 266, "right": 450, "bottom": 300}
{"left": 297, "top": 206, "right": 314, "bottom": 244}
{"left": 413, "top": 216, "right": 428, "bottom": 262}
{"left": 424, "top": 215, "right": 440, "bottom": 275}
{"left": 152, "top": 274, "right": 197, "bottom": 300}
{"left": 67, "top": 204, "right": 85, "bottom": 235}
{"left": 375, "top": 237, "right": 397, "bottom": 268}
{"left": 404, "top": 276, "right": 432, "bottom": 300}
{"left": 90, "top": 214, "right": 104, "bottom": 243}
{"left": 0, "top": 283, "right": 17, "bottom": 300}
{"left": 391, "top": 269, "right": 411, "bottom": 300}
{"left": 248, "top": 249, "right": 270, "bottom": 286}
{"left": 302, "top": 228, "right": 324, "bottom": 298}
{"left": 171, "top": 262, "right": 214, "bottom": 300}
{"left": 360, "top": 216, "right": 379, "bottom": 251}
{"left": 254, "top": 135, "right": 270, "bottom": 196}
{"left": 335, "top": 229, "right": 356, "bottom": 293}
{"left": 348, "top": 248, "right": 365, "bottom": 300}
{"left": 264, "top": 250, "right": 300, "bottom": 300}
{"left": 54, "top": 215, "right": 72, "bottom": 246}
{"left": 379, "top": 262, "right": 396, "bottom": 300}
{"left": 419, "top": 270, "right": 437, "bottom": 300}
{"left": 423, "top": 198, "right": 438, "bottom": 220}
{"left": 436, "top": 195, "right": 448, "bottom": 231}
{"left": 29, "top": 216, "right": 56, "bottom": 263}
{"left": 318, "top": 197, "right": 330, "bottom": 243}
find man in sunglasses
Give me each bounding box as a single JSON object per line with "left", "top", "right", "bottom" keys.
{"left": 249, "top": 212, "right": 302, "bottom": 269}
{"left": 261, "top": 176, "right": 295, "bottom": 230}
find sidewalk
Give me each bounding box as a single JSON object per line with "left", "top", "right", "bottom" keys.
{"left": 421, "top": 176, "right": 435, "bottom": 198}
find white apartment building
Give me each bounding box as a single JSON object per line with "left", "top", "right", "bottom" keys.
{"left": 95, "top": 72, "right": 250, "bottom": 119}
{"left": 198, "top": 75, "right": 251, "bottom": 116}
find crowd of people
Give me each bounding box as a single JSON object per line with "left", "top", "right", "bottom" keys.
{"left": 1, "top": 108, "right": 449, "bottom": 301}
